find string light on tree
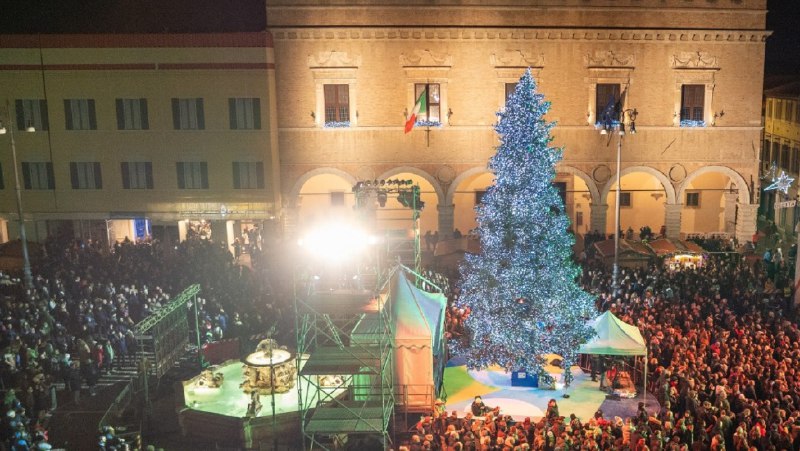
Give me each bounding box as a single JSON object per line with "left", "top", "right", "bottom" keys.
{"left": 453, "top": 69, "right": 596, "bottom": 386}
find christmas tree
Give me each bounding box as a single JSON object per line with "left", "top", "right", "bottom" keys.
{"left": 455, "top": 69, "right": 596, "bottom": 382}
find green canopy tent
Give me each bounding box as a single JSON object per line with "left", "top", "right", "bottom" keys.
{"left": 578, "top": 311, "right": 649, "bottom": 404}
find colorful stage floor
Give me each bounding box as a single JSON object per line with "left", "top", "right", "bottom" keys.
{"left": 442, "top": 356, "right": 658, "bottom": 422}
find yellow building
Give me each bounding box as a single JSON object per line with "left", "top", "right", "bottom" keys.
{"left": 762, "top": 81, "right": 800, "bottom": 237}
{"left": 267, "top": 0, "right": 768, "bottom": 245}
{"left": 0, "top": 33, "right": 280, "bottom": 248}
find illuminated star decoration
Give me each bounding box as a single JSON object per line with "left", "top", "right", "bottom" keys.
{"left": 764, "top": 170, "right": 795, "bottom": 194}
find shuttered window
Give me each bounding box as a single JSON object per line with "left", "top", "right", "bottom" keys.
{"left": 69, "top": 162, "right": 102, "bottom": 189}
{"left": 176, "top": 162, "right": 209, "bottom": 189}
{"left": 116, "top": 99, "right": 149, "bottom": 130}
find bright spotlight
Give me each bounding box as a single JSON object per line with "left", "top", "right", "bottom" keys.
{"left": 299, "top": 221, "right": 374, "bottom": 263}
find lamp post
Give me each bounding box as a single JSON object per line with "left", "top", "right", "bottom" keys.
{"left": 599, "top": 108, "right": 637, "bottom": 295}
{"left": 0, "top": 101, "right": 35, "bottom": 290}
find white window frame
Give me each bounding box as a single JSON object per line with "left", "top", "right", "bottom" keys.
{"left": 173, "top": 98, "right": 204, "bottom": 130}
{"left": 122, "top": 162, "right": 153, "bottom": 190}
{"left": 65, "top": 98, "right": 96, "bottom": 130}
{"left": 232, "top": 161, "right": 264, "bottom": 189}
{"left": 117, "top": 98, "right": 148, "bottom": 130}
{"left": 70, "top": 162, "right": 102, "bottom": 190}
{"left": 16, "top": 99, "right": 48, "bottom": 131}
{"left": 672, "top": 70, "right": 716, "bottom": 127}
{"left": 229, "top": 98, "right": 261, "bottom": 130}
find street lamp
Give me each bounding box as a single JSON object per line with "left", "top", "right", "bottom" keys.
{"left": 598, "top": 108, "right": 637, "bottom": 296}
{"left": 0, "top": 101, "right": 35, "bottom": 290}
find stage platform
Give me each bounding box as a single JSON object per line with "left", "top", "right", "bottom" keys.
{"left": 442, "top": 356, "right": 659, "bottom": 422}
{"left": 178, "top": 356, "right": 348, "bottom": 448}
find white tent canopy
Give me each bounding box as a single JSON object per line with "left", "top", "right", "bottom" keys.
{"left": 578, "top": 311, "right": 646, "bottom": 356}
{"left": 392, "top": 269, "right": 447, "bottom": 408}
{"left": 578, "top": 311, "right": 649, "bottom": 403}
{"left": 351, "top": 267, "right": 447, "bottom": 409}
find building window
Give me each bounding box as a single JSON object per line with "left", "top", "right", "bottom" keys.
{"left": 767, "top": 99, "right": 773, "bottom": 118}
{"left": 330, "top": 191, "right": 345, "bottom": 206}
{"left": 229, "top": 98, "right": 261, "bottom": 130}
{"left": 414, "top": 83, "right": 441, "bottom": 124}
{"left": 762, "top": 139, "right": 772, "bottom": 163}
{"left": 680, "top": 85, "right": 705, "bottom": 127}
{"left": 64, "top": 99, "right": 97, "bottom": 130}
{"left": 785, "top": 101, "right": 794, "bottom": 123}
{"left": 121, "top": 162, "right": 153, "bottom": 189}
{"left": 795, "top": 103, "right": 800, "bottom": 124}
{"left": 171, "top": 98, "right": 205, "bottom": 130}
{"left": 595, "top": 83, "right": 621, "bottom": 124}
{"left": 115, "top": 99, "right": 149, "bottom": 130}
{"left": 69, "top": 162, "right": 102, "bottom": 189}
{"left": 619, "top": 192, "right": 632, "bottom": 208}
{"left": 792, "top": 147, "right": 800, "bottom": 175}
{"left": 505, "top": 83, "right": 518, "bottom": 101}
{"left": 15, "top": 99, "right": 49, "bottom": 131}
{"left": 776, "top": 100, "right": 784, "bottom": 121}
{"left": 21, "top": 162, "right": 55, "bottom": 190}
{"left": 232, "top": 162, "right": 264, "bottom": 189}
{"left": 323, "top": 85, "right": 350, "bottom": 125}
{"left": 781, "top": 143, "right": 790, "bottom": 170}
{"left": 176, "top": 162, "right": 208, "bottom": 189}
{"left": 475, "top": 190, "right": 487, "bottom": 205}
{"left": 686, "top": 192, "right": 700, "bottom": 208}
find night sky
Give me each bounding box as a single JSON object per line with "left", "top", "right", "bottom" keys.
{"left": 1, "top": 1, "right": 797, "bottom": 78}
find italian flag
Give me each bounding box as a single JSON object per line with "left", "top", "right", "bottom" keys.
{"left": 404, "top": 89, "right": 427, "bottom": 133}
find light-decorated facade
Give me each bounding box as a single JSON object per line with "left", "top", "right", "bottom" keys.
{"left": 762, "top": 81, "right": 800, "bottom": 238}
{"left": 268, "top": 0, "right": 768, "bottom": 245}
{"left": 0, "top": 33, "right": 280, "bottom": 247}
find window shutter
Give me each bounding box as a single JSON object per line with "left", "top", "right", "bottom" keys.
{"left": 139, "top": 99, "right": 149, "bottom": 130}
{"left": 145, "top": 162, "right": 153, "bottom": 189}
{"left": 70, "top": 163, "right": 79, "bottom": 189}
{"left": 39, "top": 100, "right": 49, "bottom": 131}
{"left": 121, "top": 163, "right": 130, "bottom": 189}
{"left": 87, "top": 99, "right": 97, "bottom": 129}
{"left": 46, "top": 163, "right": 55, "bottom": 189}
{"left": 94, "top": 162, "right": 102, "bottom": 189}
{"left": 200, "top": 162, "right": 209, "bottom": 189}
{"left": 196, "top": 99, "right": 205, "bottom": 129}
{"left": 15, "top": 100, "right": 25, "bottom": 131}
{"left": 232, "top": 163, "right": 241, "bottom": 189}
{"left": 229, "top": 98, "right": 237, "bottom": 129}
{"left": 324, "top": 85, "right": 335, "bottom": 122}
{"left": 176, "top": 163, "right": 185, "bottom": 189}
{"left": 22, "top": 163, "right": 31, "bottom": 189}
{"left": 116, "top": 99, "right": 125, "bottom": 130}
{"left": 256, "top": 162, "right": 264, "bottom": 189}
{"left": 64, "top": 100, "right": 74, "bottom": 130}
{"left": 252, "top": 98, "right": 261, "bottom": 129}
{"left": 171, "top": 99, "right": 180, "bottom": 129}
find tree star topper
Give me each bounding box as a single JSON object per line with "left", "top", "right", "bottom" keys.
{"left": 764, "top": 170, "right": 794, "bottom": 194}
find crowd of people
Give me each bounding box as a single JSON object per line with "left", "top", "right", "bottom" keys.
{"left": 0, "top": 229, "right": 284, "bottom": 450}
{"left": 427, "top": 247, "right": 800, "bottom": 450}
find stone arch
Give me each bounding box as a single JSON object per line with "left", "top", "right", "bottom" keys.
{"left": 445, "top": 166, "right": 492, "bottom": 205}
{"left": 601, "top": 165, "right": 677, "bottom": 205}
{"left": 555, "top": 164, "right": 601, "bottom": 204}
{"left": 288, "top": 167, "right": 357, "bottom": 207}
{"left": 677, "top": 165, "right": 750, "bottom": 204}
{"left": 378, "top": 166, "right": 445, "bottom": 204}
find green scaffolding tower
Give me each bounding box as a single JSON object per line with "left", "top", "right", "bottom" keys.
{"left": 294, "top": 276, "right": 395, "bottom": 450}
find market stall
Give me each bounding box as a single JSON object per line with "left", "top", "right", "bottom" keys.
{"left": 592, "top": 239, "right": 655, "bottom": 269}
{"left": 647, "top": 238, "right": 706, "bottom": 270}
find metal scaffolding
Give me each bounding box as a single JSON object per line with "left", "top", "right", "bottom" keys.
{"left": 294, "top": 275, "right": 395, "bottom": 450}
{"left": 133, "top": 284, "right": 199, "bottom": 378}
{"left": 353, "top": 180, "right": 423, "bottom": 283}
